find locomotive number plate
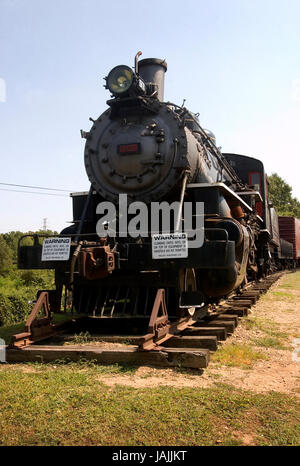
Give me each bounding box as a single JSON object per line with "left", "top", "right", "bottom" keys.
{"left": 41, "top": 237, "right": 71, "bottom": 261}
{"left": 152, "top": 233, "right": 188, "bottom": 259}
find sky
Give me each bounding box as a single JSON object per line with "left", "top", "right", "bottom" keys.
{"left": 0, "top": 0, "right": 300, "bottom": 233}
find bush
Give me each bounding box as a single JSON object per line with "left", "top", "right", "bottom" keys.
{"left": 0, "top": 291, "right": 32, "bottom": 326}
{"left": 0, "top": 231, "right": 56, "bottom": 326}
{"left": 19, "top": 270, "right": 54, "bottom": 288}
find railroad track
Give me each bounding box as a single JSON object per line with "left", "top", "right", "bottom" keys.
{"left": 6, "top": 272, "right": 284, "bottom": 369}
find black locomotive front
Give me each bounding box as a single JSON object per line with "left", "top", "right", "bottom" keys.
{"left": 18, "top": 54, "right": 261, "bottom": 321}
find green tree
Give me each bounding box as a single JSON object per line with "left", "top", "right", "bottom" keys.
{"left": 0, "top": 236, "right": 13, "bottom": 275}
{"left": 268, "top": 173, "right": 300, "bottom": 217}
{"left": 1, "top": 230, "right": 59, "bottom": 261}
{"left": 1, "top": 231, "right": 24, "bottom": 261}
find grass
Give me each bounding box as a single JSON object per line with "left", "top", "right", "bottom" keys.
{"left": 0, "top": 365, "right": 298, "bottom": 446}
{"left": 243, "top": 316, "right": 288, "bottom": 341}
{"left": 210, "top": 343, "right": 266, "bottom": 368}
{"left": 69, "top": 331, "right": 92, "bottom": 345}
{"left": 271, "top": 291, "right": 294, "bottom": 299}
{"left": 263, "top": 271, "right": 300, "bottom": 300}
{"left": 278, "top": 271, "right": 300, "bottom": 291}
{"left": 209, "top": 272, "right": 300, "bottom": 366}
{"left": 28, "top": 358, "right": 139, "bottom": 374}
{"left": 240, "top": 271, "right": 300, "bottom": 349}
{"left": 253, "top": 336, "right": 289, "bottom": 350}
{"left": 66, "top": 332, "right": 134, "bottom": 346}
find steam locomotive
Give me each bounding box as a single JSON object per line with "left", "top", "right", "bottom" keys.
{"left": 18, "top": 54, "right": 296, "bottom": 330}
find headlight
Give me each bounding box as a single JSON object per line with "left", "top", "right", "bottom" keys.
{"left": 106, "top": 65, "right": 134, "bottom": 95}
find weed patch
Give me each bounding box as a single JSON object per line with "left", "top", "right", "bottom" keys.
{"left": 211, "top": 343, "right": 266, "bottom": 368}
{"left": 252, "top": 336, "right": 290, "bottom": 350}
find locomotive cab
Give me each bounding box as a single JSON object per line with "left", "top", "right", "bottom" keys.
{"left": 223, "top": 153, "right": 286, "bottom": 274}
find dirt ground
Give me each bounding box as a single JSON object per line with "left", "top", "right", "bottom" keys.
{"left": 95, "top": 272, "right": 300, "bottom": 396}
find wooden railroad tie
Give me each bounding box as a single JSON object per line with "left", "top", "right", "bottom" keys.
{"left": 182, "top": 326, "right": 227, "bottom": 341}
{"left": 194, "top": 319, "right": 236, "bottom": 334}
{"left": 6, "top": 345, "right": 210, "bottom": 369}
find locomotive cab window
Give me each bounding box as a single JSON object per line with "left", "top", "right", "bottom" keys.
{"left": 249, "top": 172, "right": 261, "bottom": 193}
{"left": 249, "top": 171, "right": 263, "bottom": 217}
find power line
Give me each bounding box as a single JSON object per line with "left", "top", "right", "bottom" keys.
{"left": 0, "top": 188, "right": 69, "bottom": 197}
{"left": 0, "top": 182, "right": 71, "bottom": 192}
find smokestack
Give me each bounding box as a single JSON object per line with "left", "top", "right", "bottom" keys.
{"left": 138, "top": 58, "right": 167, "bottom": 102}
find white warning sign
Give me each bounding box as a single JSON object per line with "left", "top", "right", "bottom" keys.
{"left": 152, "top": 233, "right": 188, "bottom": 259}
{"left": 41, "top": 237, "right": 71, "bottom": 261}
